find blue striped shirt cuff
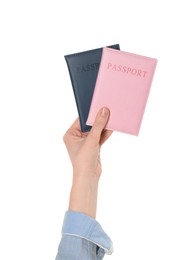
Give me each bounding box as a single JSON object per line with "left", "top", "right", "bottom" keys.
{"left": 61, "top": 210, "right": 113, "bottom": 255}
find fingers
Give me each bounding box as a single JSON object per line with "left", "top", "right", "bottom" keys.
{"left": 100, "top": 129, "right": 113, "bottom": 145}
{"left": 63, "top": 118, "right": 81, "bottom": 143}
{"left": 68, "top": 118, "right": 81, "bottom": 131}
{"left": 87, "top": 107, "right": 110, "bottom": 144}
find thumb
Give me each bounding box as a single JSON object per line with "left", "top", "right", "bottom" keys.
{"left": 87, "top": 107, "right": 110, "bottom": 144}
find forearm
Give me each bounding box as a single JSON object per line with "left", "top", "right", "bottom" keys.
{"left": 69, "top": 173, "right": 100, "bottom": 219}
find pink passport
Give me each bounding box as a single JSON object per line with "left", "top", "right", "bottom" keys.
{"left": 86, "top": 48, "right": 157, "bottom": 135}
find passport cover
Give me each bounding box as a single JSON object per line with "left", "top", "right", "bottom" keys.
{"left": 86, "top": 48, "right": 157, "bottom": 136}
{"left": 64, "top": 44, "right": 120, "bottom": 132}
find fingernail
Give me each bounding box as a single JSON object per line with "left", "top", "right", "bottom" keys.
{"left": 101, "top": 107, "right": 109, "bottom": 117}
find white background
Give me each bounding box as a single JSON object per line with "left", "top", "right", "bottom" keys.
{"left": 0, "top": 0, "right": 173, "bottom": 259}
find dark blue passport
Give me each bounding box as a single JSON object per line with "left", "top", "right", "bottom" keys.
{"left": 64, "top": 44, "right": 120, "bottom": 132}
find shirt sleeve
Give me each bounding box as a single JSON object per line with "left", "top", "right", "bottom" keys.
{"left": 55, "top": 210, "right": 113, "bottom": 260}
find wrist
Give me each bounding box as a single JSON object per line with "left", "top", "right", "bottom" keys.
{"left": 72, "top": 166, "right": 101, "bottom": 180}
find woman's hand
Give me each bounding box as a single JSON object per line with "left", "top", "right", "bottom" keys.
{"left": 63, "top": 107, "right": 112, "bottom": 178}
{"left": 63, "top": 107, "right": 112, "bottom": 218}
